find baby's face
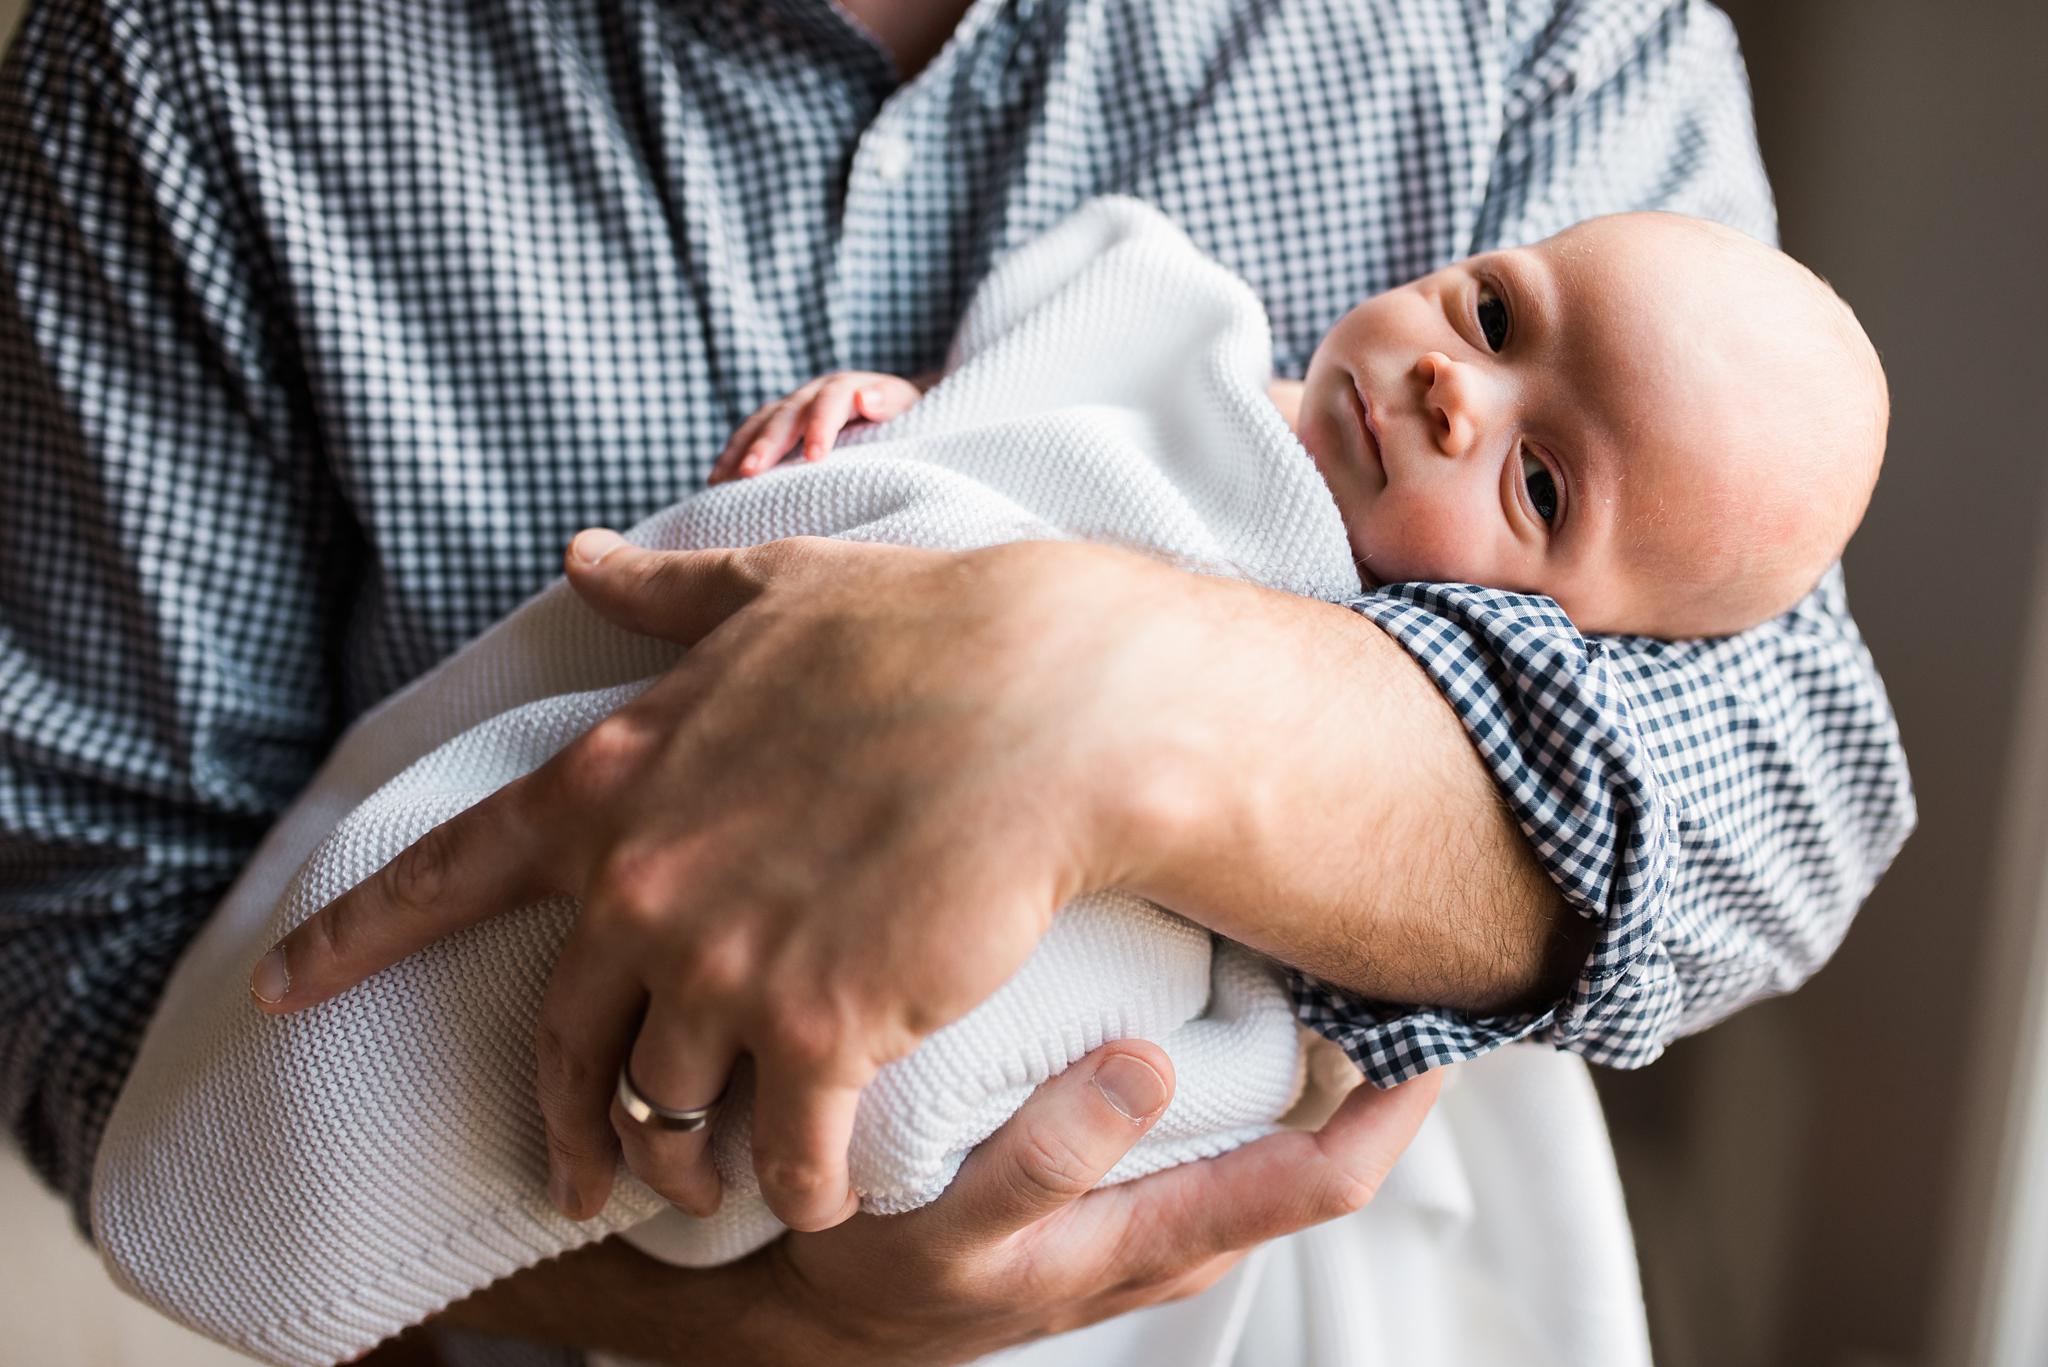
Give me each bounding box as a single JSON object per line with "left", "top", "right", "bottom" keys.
{"left": 1295, "top": 213, "right": 1881, "bottom": 636}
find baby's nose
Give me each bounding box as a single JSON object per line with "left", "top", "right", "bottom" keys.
{"left": 1416, "top": 352, "right": 1485, "bottom": 457}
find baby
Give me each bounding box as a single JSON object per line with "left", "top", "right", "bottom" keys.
{"left": 713, "top": 211, "right": 1888, "bottom": 639}
{"left": 92, "top": 200, "right": 1885, "bottom": 1364}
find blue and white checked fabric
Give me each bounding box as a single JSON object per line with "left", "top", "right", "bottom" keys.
{"left": 0, "top": 0, "right": 1913, "bottom": 1224}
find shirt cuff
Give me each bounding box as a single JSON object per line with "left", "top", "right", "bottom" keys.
{"left": 1288, "top": 582, "right": 1682, "bottom": 1084}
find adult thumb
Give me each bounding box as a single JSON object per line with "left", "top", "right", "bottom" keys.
{"left": 947, "top": 1042, "right": 1176, "bottom": 1237}
{"left": 562, "top": 529, "right": 757, "bottom": 645}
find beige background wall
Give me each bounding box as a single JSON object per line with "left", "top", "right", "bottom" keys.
{"left": 3, "top": 2, "right": 2042, "bottom": 1365}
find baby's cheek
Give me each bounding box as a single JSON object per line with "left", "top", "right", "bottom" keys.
{"left": 1360, "top": 500, "right": 1489, "bottom": 586}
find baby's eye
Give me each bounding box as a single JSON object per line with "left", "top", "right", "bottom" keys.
{"left": 1476, "top": 283, "right": 1510, "bottom": 352}
{"left": 1521, "top": 451, "right": 1558, "bottom": 524}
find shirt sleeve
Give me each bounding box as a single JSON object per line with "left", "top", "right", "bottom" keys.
{"left": 1290, "top": 0, "right": 1916, "bottom": 1081}
{"left": 0, "top": 3, "right": 354, "bottom": 1224}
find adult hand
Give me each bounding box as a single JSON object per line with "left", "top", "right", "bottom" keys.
{"left": 433, "top": 1040, "right": 1442, "bottom": 1366}
{"left": 762, "top": 1045, "right": 1440, "bottom": 1365}
{"left": 253, "top": 534, "right": 1226, "bottom": 1233}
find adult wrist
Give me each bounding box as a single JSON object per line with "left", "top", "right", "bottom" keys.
{"left": 1055, "top": 552, "right": 1262, "bottom": 900}
{"left": 1086, "top": 564, "right": 1578, "bottom": 1010}
{"left": 434, "top": 1237, "right": 792, "bottom": 1366}
{"left": 1095, "top": 567, "right": 1361, "bottom": 925}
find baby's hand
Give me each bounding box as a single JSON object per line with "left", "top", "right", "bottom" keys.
{"left": 710, "top": 371, "right": 927, "bottom": 484}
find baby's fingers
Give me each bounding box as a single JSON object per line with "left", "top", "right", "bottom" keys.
{"left": 711, "top": 397, "right": 794, "bottom": 484}
{"left": 801, "top": 375, "right": 864, "bottom": 462}
{"left": 853, "top": 377, "right": 924, "bottom": 424}
{"left": 734, "top": 402, "right": 808, "bottom": 479}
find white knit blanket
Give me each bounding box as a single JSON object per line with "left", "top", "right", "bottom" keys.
{"left": 88, "top": 198, "right": 1370, "bottom": 1365}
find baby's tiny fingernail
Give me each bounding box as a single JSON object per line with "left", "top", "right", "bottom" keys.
{"left": 250, "top": 947, "right": 289, "bottom": 1005}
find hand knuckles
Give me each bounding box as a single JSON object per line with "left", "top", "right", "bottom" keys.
{"left": 643, "top": 552, "right": 706, "bottom": 602}
{"left": 564, "top": 717, "right": 642, "bottom": 798}
{"left": 535, "top": 1076, "right": 594, "bottom": 1136}
{"left": 755, "top": 1151, "right": 834, "bottom": 1200}
{"left": 756, "top": 999, "right": 841, "bottom": 1070}
{"left": 742, "top": 535, "right": 829, "bottom": 580}
{"left": 309, "top": 902, "right": 361, "bottom": 965}
{"left": 385, "top": 823, "right": 458, "bottom": 920}
{"left": 1011, "top": 1125, "right": 1098, "bottom": 1204}
{"left": 733, "top": 538, "right": 788, "bottom": 580}
{"left": 1311, "top": 1166, "right": 1378, "bottom": 1221}
{"left": 532, "top": 1017, "right": 599, "bottom": 1098}
{"left": 546, "top": 1123, "right": 614, "bottom": 1171}
{"left": 593, "top": 851, "right": 678, "bottom": 935}
{"left": 671, "top": 931, "right": 751, "bottom": 1000}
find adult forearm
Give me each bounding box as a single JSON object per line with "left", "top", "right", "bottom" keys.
{"left": 1114, "top": 576, "right": 1588, "bottom": 1012}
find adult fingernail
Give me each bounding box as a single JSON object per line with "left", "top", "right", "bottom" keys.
{"left": 250, "top": 947, "right": 289, "bottom": 1005}
{"left": 571, "top": 529, "right": 624, "bottom": 566}
{"left": 1092, "top": 1054, "right": 1167, "bottom": 1122}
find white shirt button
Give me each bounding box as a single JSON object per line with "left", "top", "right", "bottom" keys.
{"left": 866, "top": 131, "right": 914, "bottom": 184}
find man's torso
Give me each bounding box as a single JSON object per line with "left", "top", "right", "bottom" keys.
{"left": 162, "top": 0, "right": 1524, "bottom": 713}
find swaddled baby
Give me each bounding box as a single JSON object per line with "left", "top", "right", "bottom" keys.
{"left": 90, "top": 197, "right": 1885, "bottom": 1367}
{"left": 609, "top": 210, "right": 1889, "bottom": 1277}
{"left": 717, "top": 210, "right": 1888, "bottom": 640}
{"left": 592, "top": 208, "right": 1889, "bottom": 1251}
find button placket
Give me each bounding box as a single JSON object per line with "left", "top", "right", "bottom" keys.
{"left": 832, "top": 104, "right": 923, "bottom": 365}
{"left": 860, "top": 129, "right": 915, "bottom": 184}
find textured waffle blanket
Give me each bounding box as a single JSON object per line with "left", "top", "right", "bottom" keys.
{"left": 89, "top": 197, "right": 1370, "bottom": 1365}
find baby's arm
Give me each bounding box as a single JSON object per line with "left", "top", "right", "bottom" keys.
{"left": 710, "top": 371, "right": 933, "bottom": 484}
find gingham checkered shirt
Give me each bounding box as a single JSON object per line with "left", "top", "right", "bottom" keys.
{"left": 1, "top": 0, "right": 1914, "bottom": 1223}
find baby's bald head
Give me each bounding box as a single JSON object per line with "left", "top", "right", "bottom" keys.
{"left": 1587, "top": 213, "right": 1888, "bottom": 635}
